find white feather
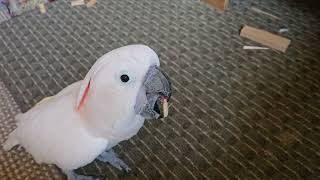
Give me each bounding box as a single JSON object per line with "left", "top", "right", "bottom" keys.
{"left": 2, "top": 44, "right": 160, "bottom": 171}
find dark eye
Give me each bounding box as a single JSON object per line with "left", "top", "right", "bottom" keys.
{"left": 120, "top": 74, "right": 130, "bottom": 82}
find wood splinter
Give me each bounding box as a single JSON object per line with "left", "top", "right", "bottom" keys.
{"left": 243, "top": 46, "right": 269, "bottom": 50}
{"left": 161, "top": 98, "right": 169, "bottom": 118}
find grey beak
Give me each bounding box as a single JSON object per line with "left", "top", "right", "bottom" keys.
{"left": 134, "top": 65, "right": 172, "bottom": 119}
{"left": 144, "top": 66, "right": 171, "bottom": 99}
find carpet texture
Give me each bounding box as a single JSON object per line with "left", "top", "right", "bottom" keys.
{"left": 0, "top": 80, "right": 63, "bottom": 179}
{"left": 0, "top": 0, "right": 319, "bottom": 179}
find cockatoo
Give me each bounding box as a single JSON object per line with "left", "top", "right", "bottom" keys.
{"left": 2, "top": 45, "right": 172, "bottom": 180}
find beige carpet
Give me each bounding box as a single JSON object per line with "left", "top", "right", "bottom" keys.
{"left": 0, "top": 80, "right": 63, "bottom": 179}
{"left": 0, "top": 0, "right": 319, "bottom": 179}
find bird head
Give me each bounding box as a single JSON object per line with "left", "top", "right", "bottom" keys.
{"left": 75, "top": 45, "right": 171, "bottom": 138}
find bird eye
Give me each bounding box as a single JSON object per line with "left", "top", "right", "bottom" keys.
{"left": 120, "top": 74, "right": 130, "bottom": 82}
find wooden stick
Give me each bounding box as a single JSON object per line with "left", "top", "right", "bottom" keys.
{"left": 202, "top": 0, "right": 229, "bottom": 11}
{"left": 87, "top": 0, "right": 97, "bottom": 7}
{"left": 71, "top": 0, "right": 85, "bottom": 6}
{"left": 240, "top": 25, "right": 291, "bottom": 52}
{"left": 162, "top": 98, "right": 169, "bottom": 118}
{"left": 38, "top": 3, "right": 46, "bottom": 14}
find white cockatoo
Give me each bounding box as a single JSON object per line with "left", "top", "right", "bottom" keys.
{"left": 3, "top": 45, "right": 171, "bottom": 180}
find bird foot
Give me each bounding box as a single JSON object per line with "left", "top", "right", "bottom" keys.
{"left": 65, "top": 171, "right": 103, "bottom": 180}
{"left": 97, "top": 149, "right": 131, "bottom": 172}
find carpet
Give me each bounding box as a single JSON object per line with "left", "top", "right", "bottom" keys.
{"left": 0, "top": 0, "right": 319, "bottom": 179}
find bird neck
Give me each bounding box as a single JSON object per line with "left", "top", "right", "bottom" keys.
{"left": 78, "top": 93, "right": 138, "bottom": 140}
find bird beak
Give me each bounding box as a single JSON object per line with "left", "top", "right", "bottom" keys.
{"left": 135, "top": 65, "right": 172, "bottom": 119}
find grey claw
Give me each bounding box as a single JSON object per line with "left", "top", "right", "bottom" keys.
{"left": 97, "top": 149, "right": 131, "bottom": 172}
{"left": 118, "top": 161, "right": 131, "bottom": 172}
{"left": 65, "top": 171, "right": 101, "bottom": 180}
